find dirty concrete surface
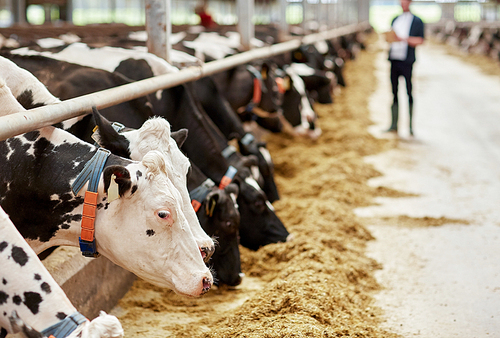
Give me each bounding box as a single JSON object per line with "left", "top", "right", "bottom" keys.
{"left": 356, "top": 38, "right": 500, "bottom": 337}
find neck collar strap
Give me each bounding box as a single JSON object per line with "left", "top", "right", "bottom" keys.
{"left": 221, "top": 145, "right": 237, "bottom": 160}
{"left": 219, "top": 166, "right": 237, "bottom": 190}
{"left": 245, "top": 65, "right": 264, "bottom": 112}
{"left": 241, "top": 133, "right": 255, "bottom": 146}
{"left": 189, "top": 179, "right": 215, "bottom": 212}
{"left": 41, "top": 312, "right": 87, "bottom": 338}
{"left": 71, "top": 148, "right": 111, "bottom": 258}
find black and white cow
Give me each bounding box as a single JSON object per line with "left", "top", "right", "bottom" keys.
{"left": 0, "top": 207, "right": 124, "bottom": 338}
{"left": 0, "top": 78, "right": 213, "bottom": 297}
{"left": 0, "top": 54, "right": 216, "bottom": 263}
{"left": 92, "top": 112, "right": 244, "bottom": 287}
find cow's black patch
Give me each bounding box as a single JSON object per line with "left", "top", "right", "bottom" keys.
{"left": 0, "top": 291, "right": 8, "bottom": 305}
{"left": 0, "top": 135, "right": 92, "bottom": 242}
{"left": 0, "top": 242, "right": 7, "bottom": 252}
{"left": 136, "top": 170, "right": 142, "bottom": 178}
{"left": 146, "top": 229, "right": 155, "bottom": 237}
{"left": 41, "top": 282, "right": 51, "bottom": 294}
{"left": 23, "top": 130, "right": 41, "bottom": 142}
{"left": 2, "top": 278, "right": 6, "bottom": 285}
{"left": 131, "top": 185, "right": 138, "bottom": 195}
{"left": 97, "top": 203, "right": 104, "bottom": 210}
{"left": 12, "top": 295, "right": 21, "bottom": 305}
{"left": 23, "top": 292, "right": 42, "bottom": 315}
{"left": 56, "top": 312, "right": 67, "bottom": 320}
{"left": 34, "top": 274, "right": 41, "bottom": 281}
{"left": 61, "top": 224, "right": 70, "bottom": 230}
{"left": 11, "top": 246, "right": 29, "bottom": 266}
{"left": 16, "top": 90, "right": 44, "bottom": 110}
{"left": 104, "top": 203, "right": 109, "bottom": 210}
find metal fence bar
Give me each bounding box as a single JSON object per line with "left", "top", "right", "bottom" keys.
{"left": 0, "top": 21, "right": 370, "bottom": 141}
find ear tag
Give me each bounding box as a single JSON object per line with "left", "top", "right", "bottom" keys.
{"left": 107, "top": 174, "right": 120, "bottom": 203}
{"left": 261, "top": 70, "right": 267, "bottom": 80}
{"left": 283, "top": 76, "right": 291, "bottom": 91}
{"left": 91, "top": 125, "right": 101, "bottom": 145}
{"left": 206, "top": 199, "right": 216, "bottom": 217}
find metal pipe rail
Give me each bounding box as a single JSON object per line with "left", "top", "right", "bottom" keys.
{"left": 0, "top": 21, "right": 371, "bottom": 141}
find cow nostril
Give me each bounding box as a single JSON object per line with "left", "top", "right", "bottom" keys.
{"left": 202, "top": 277, "right": 212, "bottom": 294}
{"left": 200, "top": 248, "right": 207, "bottom": 261}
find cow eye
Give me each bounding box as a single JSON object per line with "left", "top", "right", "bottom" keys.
{"left": 157, "top": 210, "right": 171, "bottom": 219}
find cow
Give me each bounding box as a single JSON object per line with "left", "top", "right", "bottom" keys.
{"left": 190, "top": 75, "right": 280, "bottom": 203}
{"left": 0, "top": 206, "right": 124, "bottom": 338}
{"left": 279, "top": 65, "right": 322, "bottom": 140}
{"left": 92, "top": 111, "right": 244, "bottom": 287}
{"left": 0, "top": 54, "right": 216, "bottom": 263}
{"left": 0, "top": 79, "right": 213, "bottom": 297}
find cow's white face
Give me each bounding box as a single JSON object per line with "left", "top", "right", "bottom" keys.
{"left": 94, "top": 150, "right": 212, "bottom": 297}
{"left": 121, "top": 117, "right": 215, "bottom": 261}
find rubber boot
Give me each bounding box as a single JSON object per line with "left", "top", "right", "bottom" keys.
{"left": 409, "top": 104, "right": 414, "bottom": 136}
{"left": 386, "top": 103, "right": 398, "bottom": 132}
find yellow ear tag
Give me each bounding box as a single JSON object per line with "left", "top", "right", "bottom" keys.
{"left": 107, "top": 174, "right": 120, "bottom": 203}
{"left": 283, "top": 76, "right": 291, "bottom": 91}
{"left": 261, "top": 70, "right": 267, "bottom": 80}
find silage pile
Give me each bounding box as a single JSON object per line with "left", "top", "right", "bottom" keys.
{"left": 112, "top": 34, "right": 402, "bottom": 338}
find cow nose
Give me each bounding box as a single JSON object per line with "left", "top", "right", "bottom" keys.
{"left": 286, "top": 233, "right": 295, "bottom": 242}
{"left": 201, "top": 277, "right": 212, "bottom": 295}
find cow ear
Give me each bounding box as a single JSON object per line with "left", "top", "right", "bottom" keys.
{"left": 241, "top": 154, "right": 259, "bottom": 168}
{"left": 171, "top": 128, "right": 189, "bottom": 148}
{"left": 103, "top": 165, "right": 132, "bottom": 199}
{"left": 224, "top": 182, "right": 239, "bottom": 197}
{"left": 92, "top": 107, "right": 131, "bottom": 158}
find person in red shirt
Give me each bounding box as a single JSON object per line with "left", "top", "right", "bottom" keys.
{"left": 195, "top": 2, "right": 216, "bottom": 29}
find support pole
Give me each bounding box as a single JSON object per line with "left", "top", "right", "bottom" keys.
{"left": 13, "top": 0, "right": 27, "bottom": 24}
{"left": 145, "top": 0, "right": 171, "bottom": 63}
{"left": 279, "top": 0, "right": 288, "bottom": 37}
{"left": 237, "top": 0, "right": 254, "bottom": 50}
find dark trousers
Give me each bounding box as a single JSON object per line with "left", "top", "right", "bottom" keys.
{"left": 390, "top": 60, "right": 414, "bottom": 106}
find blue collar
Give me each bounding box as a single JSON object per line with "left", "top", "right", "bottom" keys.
{"left": 71, "top": 148, "right": 111, "bottom": 258}
{"left": 41, "top": 312, "right": 87, "bottom": 338}
{"left": 189, "top": 178, "right": 216, "bottom": 213}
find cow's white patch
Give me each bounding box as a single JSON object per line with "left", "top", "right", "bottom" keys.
{"left": 250, "top": 165, "right": 261, "bottom": 183}
{"left": 259, "top": 147, "right": 273, "bottom": 166}
{"left": 244, "top": 176, "right": 263, "bottom": 193}
{"left": 314, "top": 40, "right": 329, "bottom": 55}
{"left": 230, "top": 193, "right": 238, "bottom": 208}
{"left": 266, "top": 200, "right": 275, "bottom": 212}
{"left": 285, "top": 66, "right": 316, "bottom": 129}
{"left": 50, "top": 194, "right": 60, "bottom": 201}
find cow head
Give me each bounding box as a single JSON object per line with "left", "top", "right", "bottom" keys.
{"left": 232, "top": 167, "right": 291, "bottom": 251}
{"left": 197, "top": 182, "right": 242, "bottom": 286}
{"left": 258, "top": 61, "right": 284, "bottom": 114}
{"left": 93, "top": 110, "right": 215, "bottom": 262}
{"left": 96, "top": 150, "right": 213, "bottom": 296}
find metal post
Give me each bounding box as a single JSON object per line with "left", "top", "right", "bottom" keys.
{"left": 237, "top": 0, "right": 254, "bottom": 50}
{"left": 145, "top": 0, "right": 171, "bottom": 63}
{"left": 13, "top": 0, "right": 27, "bottom": 24}
{"left": 279, "top": 0, "right": 288, "bottom": 36}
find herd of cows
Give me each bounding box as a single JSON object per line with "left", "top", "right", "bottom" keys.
{"left": 430, "top": 20, "right": 500, "bottom": 61}
{"left": 0, "top": 24, "right": 369, "bottom": 338}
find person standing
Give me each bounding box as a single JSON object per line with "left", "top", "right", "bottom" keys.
{"left": 386, "top": 0, "right": 424, "bottom": 136}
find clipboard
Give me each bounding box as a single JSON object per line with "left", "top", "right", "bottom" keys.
{"left": 383, "top": 30, "right": 399, "bottom": 43}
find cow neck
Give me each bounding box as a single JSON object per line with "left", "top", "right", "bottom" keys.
{"left": 71, "top": 148, "right": 111, "bottom": 258}
{"left": 244, "top": 65, "right": 264, "bottom": 112}
{"left": 41, "top": 312, "right": 87, "bottom": 338}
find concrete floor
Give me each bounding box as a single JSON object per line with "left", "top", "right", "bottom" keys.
{"left": 356, "top": 38, "right": 500, "bottom": 337}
